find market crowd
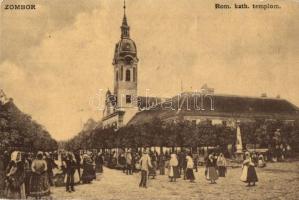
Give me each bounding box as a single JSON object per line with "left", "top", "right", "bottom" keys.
{"left": 0, "top": 150, "right": 104, "bottom": 199}
{"left": 0, "top": 145, "right": 288, "bottom": 198}
{"left": 134, "top": 148, "right": 263, "bottom": 188}
{"left": 103, "top": 148, "right": 268, "bottom": 188}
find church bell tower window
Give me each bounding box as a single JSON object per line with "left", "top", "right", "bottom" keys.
{"left": 125, "top": 69, "right": 131, "bottom": 81}
{"left": 121, "top": 66, "right": 123, "bottom": 81}
{"left": 133, "top": 67, "right": 136, "bottom": 82}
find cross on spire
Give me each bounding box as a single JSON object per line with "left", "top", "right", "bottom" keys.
{"left": 123, "top": 0, "right": 126, "bottom": 15}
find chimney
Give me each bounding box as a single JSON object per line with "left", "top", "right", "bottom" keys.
{"left": 201, "top": 84, "right": 214, "bottom": 94}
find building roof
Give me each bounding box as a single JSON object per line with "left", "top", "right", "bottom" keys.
{"left": 128, "top": 92, "right": 299, "bottom": 125}
{"left": 137, "top": 96, "right": 169, "bottom": 110}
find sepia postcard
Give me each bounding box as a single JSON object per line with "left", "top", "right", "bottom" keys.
{"left": 0, "top": 0, "right": 299, "bottom": 199}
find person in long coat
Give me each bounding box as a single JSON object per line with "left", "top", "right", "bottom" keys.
{"left": 158, "top": 152, "right": 166, "bottom": 175}
{"left": 95, "top": 153, "right": 104, "bottom": 173}
{"left": 23, "top": 153, "right": 32, "bottom": 197}
{"left": 193, "top": 154, "right": 199, "bottom": 172}
{"left": 0, "top": 152, "right": 5, "bottom": 197}
{"left": 240, "top": 152, "right": 258, "bottom": 186}
{"left": 134, "top": 152, "right": 141, "bottom": 172}
{"left": 139, "top": 150, "right": 152, "bottom": 188}
{"left": 45, "top": 152, "right": 57, "bottom": 186}
{"left": 74, "top": 151, "right": 82, "bottom": 181}
{"left": 81, "top": 154, "right": 95, "bottom": 184}
{"left": 63, "top": 153, "right": 77, "bottom": 192}
{"left": 3, "top": 151, "right": 10, "bottom": 172}
{"left": 185, "top": 155, "right": 195, "bottom": 182}
{"left": 206, "top": 154, "right": 218, "bottom": 184}
{"left": 178, "top": 151, "right": 186, "bottom": 179}
{"left": 125, "top": 150, "right": 133, "bottom": 175}
{"left": 168, "top": 153, "right": 179, "bottom": 182}
{"left": 4, "top": 151, "right": 26, "bottom": 199}
{"left": 29, "top": 151, "right": 51, "bottom": 198}
{"left": 217, "top": 153, "right": 227, "bottom": 177}
{"left": 148, "top": 151, "right": 157, "bottom": 179}
{"left": 119, "top": 153, "right": 126, "bottom": 173}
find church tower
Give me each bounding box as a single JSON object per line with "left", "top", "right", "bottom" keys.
{"left": 112, "top": 1, "right": 139, "bottom": 123}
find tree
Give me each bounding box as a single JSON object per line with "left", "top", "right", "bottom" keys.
{"left": 0, "top": 101, "right": 57, "bottom": 152}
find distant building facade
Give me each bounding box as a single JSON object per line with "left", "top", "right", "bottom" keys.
{"left": 128, "top": 92, "right": 299, "bottom": 127}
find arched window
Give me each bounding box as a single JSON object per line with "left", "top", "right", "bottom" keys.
{"left": 120, "top": 66, "right": 123, "bottom": 81}
{"left": 116, "top": 71, "right": 118, "bottom": 81}
{"left": 125, "top": 69, "right": 130, "bottom": 81}
{"left": 133, "top": 67, "right": 136, "bottom": 82}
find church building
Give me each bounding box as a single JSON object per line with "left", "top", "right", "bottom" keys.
{"left": 102, "top": 3, "right": 166, "bottom": 129}
{"left": 102, "top": 3, "right": 299, "bottom": 129}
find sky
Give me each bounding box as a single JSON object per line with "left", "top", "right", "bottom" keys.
{"left": 1, "top": 0, "right": 299, "bottom": 140}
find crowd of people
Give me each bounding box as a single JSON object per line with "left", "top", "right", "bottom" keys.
{"left": 0, "top": 151, "right": 56, "bottom": 199}
{"left": 0, "top": 150, "right": 105, "bottom": 199}
{"left": 135, "top": 149, "right": 229, "bottom": 187}
{"left": 133, "top": 149, "right": 264, "bottom": 188}
{"left": 0, "top": 147, "right": 271, "bottom": 198}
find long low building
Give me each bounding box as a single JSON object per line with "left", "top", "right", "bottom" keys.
{"left": 128, "top": 91, "right": 299, "bottom": 127}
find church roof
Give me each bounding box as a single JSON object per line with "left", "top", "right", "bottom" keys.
{"left": 128, "top": 92, "right": 299, "bottom": 125}
{"left": 114, "top": 38, "right": 137, "bottom": 58}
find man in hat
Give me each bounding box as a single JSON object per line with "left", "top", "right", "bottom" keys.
{"left": 139, "top": 149, "right": 152, "bottom": 188}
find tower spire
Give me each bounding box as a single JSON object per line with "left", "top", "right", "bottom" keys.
{"left": 121, "top": 0, "right": 130, "bottom": 38}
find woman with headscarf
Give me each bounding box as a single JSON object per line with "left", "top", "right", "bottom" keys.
{"left": 81, "top": 154, "right": 94, "bottom": 184}
{"left": 240, "top": 152, "right": 258, "bottom": 186}
{"left": 217, "top": 153, "right": 227, "bottom": 177}
{"left": 4, "top": 151, "right": 26, "bottom": 199}
{"left": 206, "top": 154, "right": 218, "bottom": 184}
{"left": 185, "top": 155, "right": 195, "bottom": 182}
{"left": 258, "top": 154, "right": 266, "bottom": 168}
{"left": 29, "top": 151, "right": 50, "bottom": 198}
{"left": 168, "top": 153, "right": 179, "bottom": 182}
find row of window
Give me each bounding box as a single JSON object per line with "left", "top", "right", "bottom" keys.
{"left": 188, "top": 119, "right": 228, "bottom": 126}
{"left": 116, "top": 66, "right": 137, "bottom": 82}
